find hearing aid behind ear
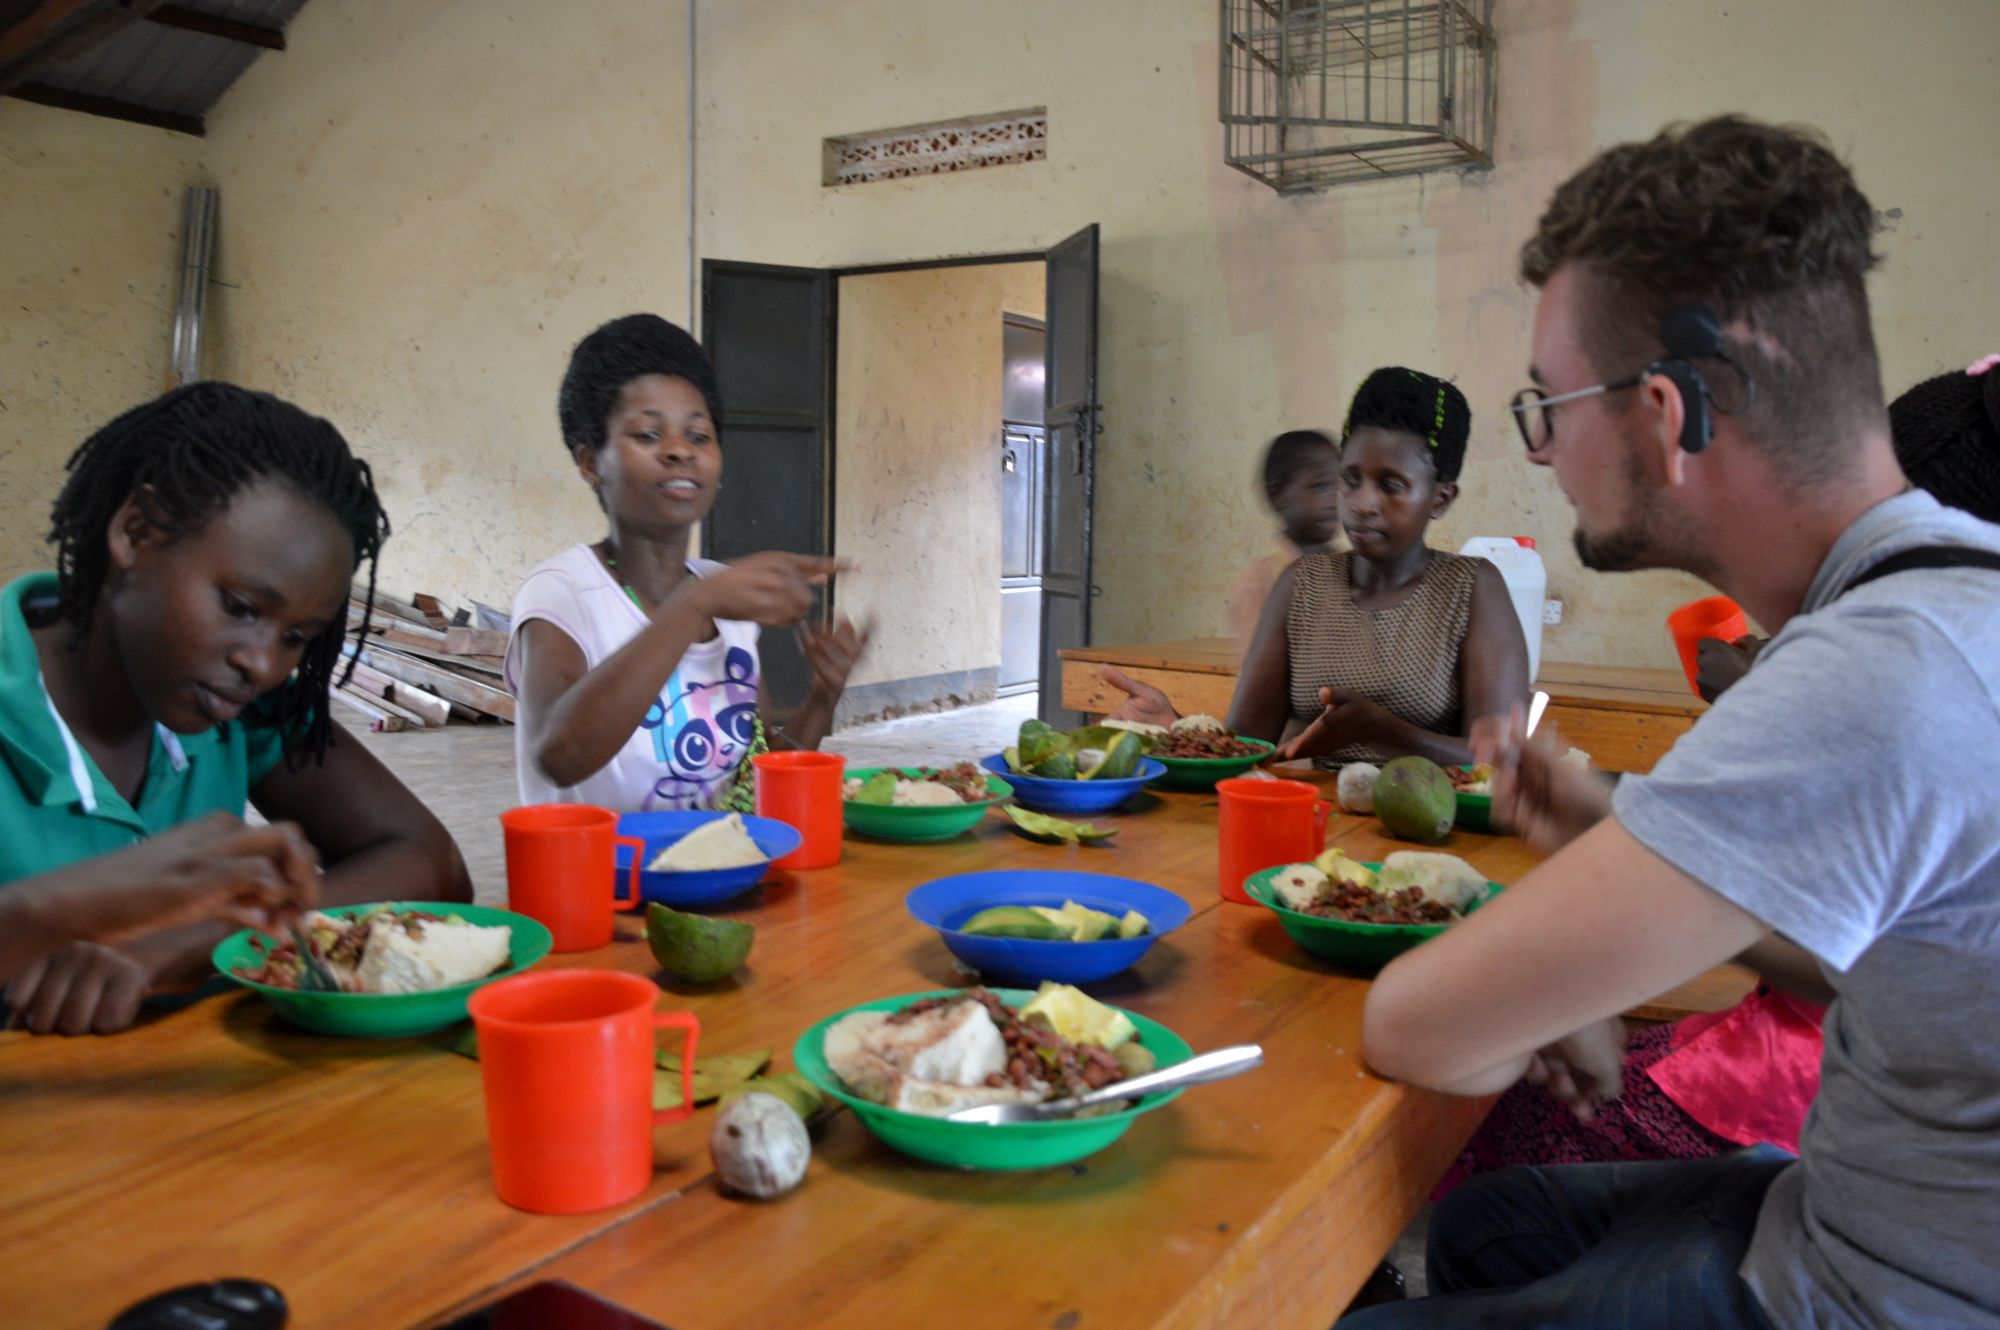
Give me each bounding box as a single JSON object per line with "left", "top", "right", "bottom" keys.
{"left": 1653, "top": 304, "right": 1725, "bottom": 454}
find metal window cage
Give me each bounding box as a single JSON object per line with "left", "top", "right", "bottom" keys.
{"left": 1221, "top": 0, "right": 1496, "bottom": 192}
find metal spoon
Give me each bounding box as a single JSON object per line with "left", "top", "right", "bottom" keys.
{"left": 1526, "top": 689, "right": 1550, "bottom": 737}
{"left": 947, "top": 1043, "right": 1264, "bottom": 1125}
{"left": 288, "top": 922, "right": 341, "bottom": 993}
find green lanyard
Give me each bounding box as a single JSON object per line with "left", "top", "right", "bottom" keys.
{"left": 602, "top": 548, "right": 647, "bottom": 612}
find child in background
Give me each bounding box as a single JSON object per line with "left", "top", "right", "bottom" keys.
{"left": 1, "top": 384, "right": 471, "bottom": 1034}
{"left": 507, "top": 314, "right": 866, "bottom": 813}
{"left": 1226, "top": 429, "right": 1343, "bottom": 651}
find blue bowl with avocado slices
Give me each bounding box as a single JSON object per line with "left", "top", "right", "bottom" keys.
{"left": 905, "top": 870, "right": 1192, "bottom": 985}
{"left": 978, "top": 753, "right": 1166, "bottom": 815}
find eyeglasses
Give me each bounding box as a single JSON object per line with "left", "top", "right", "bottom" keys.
{"left": 1507, "top": 376, "right": 1643, "bottom": 454}
{"left": 1510, "top": 358, "right": 1756, "bottom": 454}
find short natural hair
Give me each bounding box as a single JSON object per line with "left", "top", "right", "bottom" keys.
{"left": 557, "top": 314, "right": 722, "bottom": 457}
{"left": 1260, "top": 429, "right": 1338, "bottom": 504}
{"left": 1522, "top": 116, "right": 1885, "bottom": 481}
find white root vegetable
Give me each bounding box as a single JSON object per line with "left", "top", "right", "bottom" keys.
{"left": 1336, "top": 762, "right": 1381, "bottom": 814}
{"left": 710, "top": 1092, "right": 810, "bottom": 1200}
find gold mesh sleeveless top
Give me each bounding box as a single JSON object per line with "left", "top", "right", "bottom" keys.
{"left": 1285, "top": 550, "right": 1479, "bottom": 768}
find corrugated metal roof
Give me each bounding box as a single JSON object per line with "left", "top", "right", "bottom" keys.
{"left": 33, "top": 0, "right": 307, "bottom": 124}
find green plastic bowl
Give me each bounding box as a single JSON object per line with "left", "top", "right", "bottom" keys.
{"left": 1455, "top": 790, "right": 1495, "bottom": 832}
{"left": 1146, "top": 737, "right": 1278, "bottom": 791}
{"left": 1244, "top": 865, "right": 1503, "bottom": 968}
{"left": 211, "top": 902, "right": 554, "bottom": 1038}
{"left": 842, "top": 768, "right": 1012, "bottom": 842}
{"left": 793, "top": 988, "right": 1193, "bottom": 1170}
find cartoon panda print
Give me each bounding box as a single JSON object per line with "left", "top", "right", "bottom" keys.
{"left": 640, "top": 645, "right": 759, "bottom": 810}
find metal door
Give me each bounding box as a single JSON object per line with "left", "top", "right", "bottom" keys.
{"left": 698, "top": 260, "right": 836, "bottom": 719}
{"left": 1037, "top": 225, "right": 1100, "bottom": 725}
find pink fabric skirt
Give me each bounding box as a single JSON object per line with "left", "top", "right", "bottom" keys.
{"left": 1436, "top": 987, "right": 1824, "bottom": 1198}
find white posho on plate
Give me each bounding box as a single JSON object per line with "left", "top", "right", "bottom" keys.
{"left": 355, "top": 917, "right": 512, "bottom": 994}
{"left": 651, "top": 813, "right": 767, "bottom": 871}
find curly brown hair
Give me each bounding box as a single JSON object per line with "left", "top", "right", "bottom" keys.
{"left": 1522, "top": 116, "right": 1886, "bottom": 481}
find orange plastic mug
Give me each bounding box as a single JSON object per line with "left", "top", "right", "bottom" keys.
{"left": 1216, "top": 776, "right": 1331, "bottom": 904}
{"left": 499, "top": 804, "right": 643, "bottom": 952}
{"left": 1666, "top": 596, "right": 1750, "bottom": 696}
{"left": 753, "top": 750, "right": 845, "bottom": 870}
{"left": 468, "top": 970, "right": 698, "bottom": 1215}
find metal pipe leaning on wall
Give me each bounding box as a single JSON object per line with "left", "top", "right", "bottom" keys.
{"left": 169, "top": 185, "right": 218, "bottom": 386}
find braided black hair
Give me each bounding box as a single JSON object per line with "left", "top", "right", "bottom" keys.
{"left": 1888, "top": 366, "right": 2000, "bottom": 524}
{"left": 47, "top": 382, "right": 390, "bottom": 765}
{"left": 557, "top": 314, "right": 722, "bottom": 457}
{"left": 1260, "top": 429, "right": 1339, "bottom": 505}
{"left": 1342, "top": 367, "right": 1473, "bottom": 482}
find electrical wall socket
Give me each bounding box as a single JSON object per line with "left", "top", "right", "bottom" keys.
{"left": 1542, "top": 599, "right": 1564, "bottom": 625}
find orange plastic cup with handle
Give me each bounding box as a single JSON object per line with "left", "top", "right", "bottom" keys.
{"left": 1216, "top": 776, "right": 1331, "bottom": 904}
{"left": 1666, "top": 596, "right": 1750, "bottom": 696}
{"left": 468, "top": 970, "right": 698, "bottom": 1215}
{"left": 499, "top": 804, "right": 643, "bottom": 952}
{"left": 752, "top": 750, "right": 845, "bottom": 870}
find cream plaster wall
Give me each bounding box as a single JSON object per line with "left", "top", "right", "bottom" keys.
{"left": 7, "top": 0, "right": 1993, "bottom": 671}
{"left": 695, "top": 0, "right": 2000, "bottom": 668}
{"left": 0, "top": 102, "right": 204, "bottom": 578}
{"left": 833, "top": 261, "right": 1044, "bottom": 691}
{"left": 200, "top": 0, "right": 693, "bottom": 612}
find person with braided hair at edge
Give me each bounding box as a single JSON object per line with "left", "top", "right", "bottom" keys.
{"left": 0, "top": 385, "right": 471, "bottom": 1036}
{"left": 1696, "top": 353, "right": 2000, "bottom": 698}
{"left": 1101, "top": 367, "right": 1530, "bottom": 768}
{"left": 507, "top": 315, "right": 867, "bottom": 814}
{"left": 1341, "top": 116, "right": 2000, "bottom": 1329}
{"left": 1224, "top": 429, "right": 1343, "bottom": 652}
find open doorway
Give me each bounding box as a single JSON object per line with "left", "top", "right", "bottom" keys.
{"left": 830, "top": 260, "right": 1045, "bottom": 723}
{"left": 998, "top": 312, "right": 1047, "bottom": 700}
{"left": 700, "top": 226, "right": 1099, "bottom": 731}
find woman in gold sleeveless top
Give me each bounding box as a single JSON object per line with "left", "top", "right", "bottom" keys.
{"left": 1106, "top": 368, "right": 1529, "bottom": 768}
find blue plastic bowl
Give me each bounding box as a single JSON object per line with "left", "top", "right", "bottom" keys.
{"left": 905, "top": 869, "right": 1193, "bottom": 985}
{"left": 977, "top": 754, "right": 1167, "bottom": 816}
{"left": 612, "top": 811, "right": 803, "bottom": 908}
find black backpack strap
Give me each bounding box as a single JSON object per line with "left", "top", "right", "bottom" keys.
{"left": 1840, "top": 546, "right": 2000, "bottom": 597}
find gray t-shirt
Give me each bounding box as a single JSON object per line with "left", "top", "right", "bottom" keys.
{"left": 1615, "top": 490, "right": 2000, "bottom": 1330}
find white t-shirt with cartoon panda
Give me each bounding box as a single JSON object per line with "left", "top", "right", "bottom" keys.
{"left": 505, "top": 544, "right": 760, "bottom": 812}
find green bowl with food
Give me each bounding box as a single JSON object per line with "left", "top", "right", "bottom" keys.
{"left": 211, "top": 901, "right": 554, "bottom": 1038}
{"left": 1452, "top": 764, "right": 1497, "bottom": 832}
{"left": 1244, "top": 862, "right": 1503, "bottom": 968}
{"left": 793, "top": 988, "right": 1193, "bottom": 1170}
{"left": 841, "top": 765, "right": 1012, "bottom": 842}
{"left": 1146, "top": 735, "right": 1277, "bottom": 790}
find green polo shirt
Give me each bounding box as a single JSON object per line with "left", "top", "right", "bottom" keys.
{"left": 0, "top": 573, "right": 290, "bottom": 885}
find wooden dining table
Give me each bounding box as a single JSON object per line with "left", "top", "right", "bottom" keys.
{"left": 0, "top": 777, "right": 1743, "bottom": 1330}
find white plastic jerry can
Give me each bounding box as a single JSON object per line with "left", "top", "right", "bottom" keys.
{"left": 1459, "top": 536, "right": 1547, "bottom": 680}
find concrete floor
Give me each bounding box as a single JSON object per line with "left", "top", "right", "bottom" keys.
{"left": 347, "top": 693, "right": 1041, "bottom": 907}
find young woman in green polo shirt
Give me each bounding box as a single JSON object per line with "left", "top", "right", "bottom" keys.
{"left": 1, "top": 384, "right": 470, "bottom": 1035}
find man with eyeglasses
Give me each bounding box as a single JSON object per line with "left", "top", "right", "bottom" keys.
{"left": 1341, "top": 116, "right": 2000, "bottom": 1330}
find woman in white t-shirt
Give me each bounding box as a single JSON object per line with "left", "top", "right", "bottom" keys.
{"left": 505, "top": 315, "right": 867, "bottom": 812}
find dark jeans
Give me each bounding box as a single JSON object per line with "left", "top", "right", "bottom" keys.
{"left": 1341, "top": 1146, "right": 1794, "bottom": 1330}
